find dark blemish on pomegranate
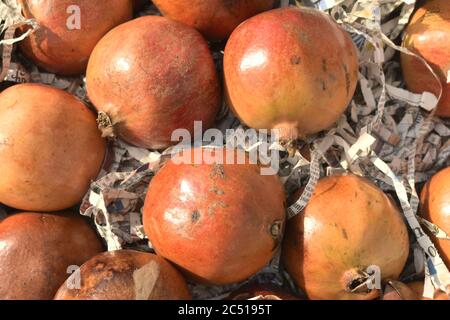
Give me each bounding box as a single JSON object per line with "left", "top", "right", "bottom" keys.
{"left": 342, "top": 228, "right": 348, "bottom": 240}
{"left": 343, "top": 63, "right": 351, "bottom": 96}
{"left": 321, "top": 79, "right": 327, "bottom": 91}
{"left": 322, "top": 58, "right": 327, "bottom": 72}
{"left": 290, "top": 55, "right": 301, "bottom": 65}
{"left": 270, "top": 220, "right": 284, "bottom": 250}
{"left": 210, "top": 164, "right": 225, "bottom": 179}
{"left": 354, "top": 192, "right": 358, "bottom": 198}
{"left": 191, "top": 210, "right": 200, "bottom": 223}
{"left": 209, "top": 186, "right": 224, "bottom": 195}
{"left": 208, "top": 201, "right": 228, "bottom": 215}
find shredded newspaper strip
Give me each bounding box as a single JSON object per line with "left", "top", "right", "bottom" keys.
{"left": 1, "top": 0, "right": 449, "bottom": 299}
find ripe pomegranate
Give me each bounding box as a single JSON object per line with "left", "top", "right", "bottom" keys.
{"left": 224, "top": 7, "right": 358, "bottom": 140}
{"left": 143, "top": 148, "right": 286, "bottom": 285}
{"left": 19, "top": 0, "right": 133, "bottom": 75}
{"left": 55, "top": 250, "right": 191, "bottom": 300}
{"left": 227, "top": 283, "right": 301, "bottom": 300}
{"left": 420, "top": 167, "right": 450, "bottom": 268}
{"left": 282, "top": 174, "right": 410, "bottom": 300}
{"left": 0, "top": 212, "right": 103, "bottom": 300}
{"left": 86, "top": 16, "right": 221, "bottom": 150}
{"left": 153, "top": 0, "right": 276, "bottom": 40}
{"left": 0, "top": 83, "right": 106, "bottom": 212}
{"left": 401, "top": 0, "right": 450, "bottom": 117}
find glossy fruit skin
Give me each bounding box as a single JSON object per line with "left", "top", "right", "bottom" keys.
{"left": 224, "top": 7, "right": 358, "bottom": 140}
{"left": 0, "top": 83, "right": 106, "bottom": 212}
{"left": 401, "top": 0, "right": 450, "bottom": 117}
{"left": 143, "top": 148, "right": 286, "bottom": 285}
{"left": 19, "top": 0, "right": 133, "bottom": 75}
{"left": 0, "top": 212, "right": 103, "bottom": 300}
{"left": 153, "top": 0, "right": 276, "bottom": 40}
{"left": 55, "top": 250, "right": 191, "bottom": 300}
{"left": 86, "top": 16, "right": 221, "bottom": 150}
{"left": 282, "top": 174, "right": 410, "bottom": 300}
{"left": 420, "top": 167, "right": 450, "bottom": 268}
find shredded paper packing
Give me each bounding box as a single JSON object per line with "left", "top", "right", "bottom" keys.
{"left": 1, "top": 0, "right": 450, "bottom": 299}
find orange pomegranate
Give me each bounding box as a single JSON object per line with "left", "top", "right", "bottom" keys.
{"left": 282, "top": 174, "right": 410, "bottom": 300}
{"left": 55, "top": 250, "right": 191, "bottom": 300}
{"left": 153, "top": 0, "right": 276, "bottom": 40}
{"left": 19, "top": 0, "right": 133, "bottom": 75}
{"left": 86, "top": 16, "right": 221, "bottom": 150}
{"left": 0, "top": 212, "right": 103, "bottom": 300}
{"left": 224, "top": 7, "right": 358, "bottom": 140}
{"left": 143, "top": 148, "right": 286, "bottom": 285}
{"left": 0, "top": 83, "right": 106, "bottom": 212}
{"left": 420, "top": 167, "right": 450, "bottom": 268}
{"left": 401, "top": 0, "right": 450, "bottom": 117}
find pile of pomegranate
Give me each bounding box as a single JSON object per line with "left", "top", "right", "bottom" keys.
{"left": 0, "top": 0, "right": 448, "bottom": 301}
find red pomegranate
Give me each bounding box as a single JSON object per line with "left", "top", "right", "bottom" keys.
{"left": 0, "top": 83, "right": 106, "bottom": 212}
{"left": 55, "top": 250, "right": 191, "bottom": 300}
{"left": 86, "top": 16, "right": 221, "bottom": 150}
{"left": 153, "top": 0, "right": 276, "bottom": 40}
{"left": 143, "top": 148, "right": 286, "bottom": 285}
{"left": 224, "top": 7, "right": 358, "bottom": 140}
{"left": 19, "top": 0, "right": 133, "bottom": 75}
{"left": 401, "top": 0, "right": 450, "bottom": 117}
{"left": 420, "top": 167, "right": 450, "bottom": 268}
{"left": 282, "top": 174, "right": 410, "bottom": 300}
{"left": 0, "top": 212, "right": 103, "bottom": 300}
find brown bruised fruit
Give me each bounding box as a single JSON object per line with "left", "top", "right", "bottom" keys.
{"left": 227, "top": 282, "right": 301, "bottom": 300}
{"left": 143, "top": 147, "right": 286, "bottom": 285}
{"left": 282, "top": 174, "right": 410, "bottom": 300}
{"left": 86, "top": 16, "right": 221, "bottom": 150}
{"left": 0, "top": 212, "right": 103, "bottom": 300}
{"left": 420, "top": 167, "right": 450, "bottom": 268}
{"left": 0, "top": 84, "right": 106, "bottom": 212}
{"left": 224, "top": 7, "right": 358, "bottom": 140}
{"left": 153, "top": 0, "right": 276, "bottom": 41}
{"left": 401, "top": 0, "right": 450, "bottom": 117}
{"left": 55, "top": 250, "right": 191, "bottom": 300}
{"left": 19, "top": 0, "right": 133, "bottom": 75}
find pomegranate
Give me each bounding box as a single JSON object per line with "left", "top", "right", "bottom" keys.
{"left": 0, "top": 83, "right": 106, "bottom": 212}
{"left": 382, "top": 280, "right": 420, "bottom": 300}
{"left": 143, "top": 148, "right": 286, "bottom": 285}
{"left": 227, "top": 283, "right": 301, "bottom": 300}
{"left": 282, "top": 174, "right": 410, "bottom": 300}
{"left": 0, "top": 212, "right": 103, "bottom": 300}
{"left": 223, "top": 7, "right": 358, "bottom": 140}
{"left": 86, "top": 16, "right": 221, "bottom": 150}
{"left": 19, "top": 0, "right": 133, "bottom": 75}
{"left": 153, "top": 0, "right": 276, "bottom": 40}
{"left": 401, "top": 0, "right": 450, "bottom": 117}
{"left": 420, "top": 167, "right": 450, "bottom": 268}
{"left": 55, "top": 250, "right": 191, "bottom": 300}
